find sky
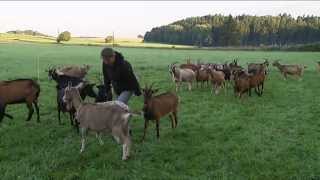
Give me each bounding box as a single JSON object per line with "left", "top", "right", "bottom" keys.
{"left": 0, "top": 1, "right": 319, "bottom": 38}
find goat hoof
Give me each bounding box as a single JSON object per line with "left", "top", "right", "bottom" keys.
{"left": 122, "top": 156, "right": 129, "bottom": 161}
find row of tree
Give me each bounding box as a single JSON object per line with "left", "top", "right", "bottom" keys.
{"left": 144, "top": 14, "right": 320, "bottom": 47}
{"left": 7, "top": 30, "right": 49, "bottom": 37}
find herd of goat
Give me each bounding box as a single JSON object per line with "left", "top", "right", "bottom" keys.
{"left": 0, "top": 58, "right": 311, "bottom": 160}
{"left": 169, "top": 58, "right": 307, "bottom": 97}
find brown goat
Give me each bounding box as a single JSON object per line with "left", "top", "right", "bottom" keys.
{"left": 248, "top": 59, "right": 269, "bottom": 74}
{"left": 229, "top": 59, "right": 244, "bottom": 78}
{"left": 272, "top": 60, "right": 306, "bottom": 80}
{"left": 248, "top": 64, "right": 267, "bottom": 96}
{"left": 233, "top": 65, "right": 267, "bottom": 98}
{"left": 0, "top": 79, "right": 40, "bottom": 122}
{"left": 196, "top": 67, "right": 210, "bottom": 87}
{"left": 233, "top": 70, "right": 251, "bottom": 98}
{"left": 142, "top": 84, "right": 179, "bottom": 141}
{"left": 207, "top": 68, "right": 225, "bottom": 95}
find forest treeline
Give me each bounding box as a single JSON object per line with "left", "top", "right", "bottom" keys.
{"left": 144, "top": 14, "right": 320, "bottom": 47}
{"left": 7, "top": 30, "right": 49, "bottom": 37}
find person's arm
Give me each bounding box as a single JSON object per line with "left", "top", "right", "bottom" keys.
{"left": 102, "top": 64, "right": 113, "bottom": 101}
{"left": 124, "top": 62, "right": 141, "bottom": 96}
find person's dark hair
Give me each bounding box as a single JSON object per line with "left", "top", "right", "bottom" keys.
{"left": 101, "top": 47, "right": 115, "bottom": 58}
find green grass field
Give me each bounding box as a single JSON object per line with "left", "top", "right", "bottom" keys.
{"left": 0, "top": 43, "right": 320, "bottom": 179}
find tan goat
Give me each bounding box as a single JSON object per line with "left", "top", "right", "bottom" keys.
{"left": 272, "top": 60, "right": 306, "bottom": 80}
{"left": 207, "top": 68, "right": 225, "bottom": 95}
{"left": 56, "top": 64, "right": 90, "bottom": 79}
{"left": 169, "top": 63, "right": 196, "bottom": 91}
{"left": 63, "top": 83, "right": 136, "bottom": 160}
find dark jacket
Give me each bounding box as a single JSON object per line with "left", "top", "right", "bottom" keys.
{"left": 103, "top": 51, "right": 141, "bottom": 100}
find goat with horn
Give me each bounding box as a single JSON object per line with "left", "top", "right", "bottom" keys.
{"left": 141, "top": 83, "right": 179, "bottom": 141}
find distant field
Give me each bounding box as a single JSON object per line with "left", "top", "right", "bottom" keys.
{"left": 0, "top": 43, "right": 320, "bottom": 179}
{"left": 0, "top": 33, "right": 194, "bottom": 49}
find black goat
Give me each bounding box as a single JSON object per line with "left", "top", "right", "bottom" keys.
{"left": 95, "top": 84, "right": 112, "bottom": 102}
{"left": 48, "top": 67, "right": 97, "bottom": 128}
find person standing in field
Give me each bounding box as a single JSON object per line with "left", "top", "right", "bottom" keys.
{"left": 101, "top": 47, "right": 141, "bottom": 104}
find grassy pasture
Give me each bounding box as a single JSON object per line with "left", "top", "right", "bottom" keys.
{"left": 0, "top": 43, "right": 320, "bottom": 179}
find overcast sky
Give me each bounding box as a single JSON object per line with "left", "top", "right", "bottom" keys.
{"left": 0, "top": 1, "right": 319, "bottom": 38}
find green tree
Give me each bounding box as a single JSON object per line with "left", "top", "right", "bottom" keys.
{"left": 144, "top": 14, "right": 320, "bottom": 47}
{"left": 56, "top": 31, "right": 71, "bottom": 43}
{"left": 105, "top": 36, "right": 114, "bottom": 43}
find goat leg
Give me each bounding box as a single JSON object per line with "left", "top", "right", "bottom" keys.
{"left": 255, "top": 87, "right": 260, "bottom": 96}
{"left": 96, "top": 132, "right": 104, "bottom": 145}
{"left": 175, "top": 82, "right": 179, "bottom": 92}
{"left": 0, "top": 107, "right": 4, "bottom": 122}
{"left": 169, "top": 114, "right": 175, "bottom": 128}
{"left": 25, "top": 102, "right": 34, "bottom": 121}
{"left": 122, "top": 137, "right": 131, "bottom": 160}
{"left": 156, "top": 120, "right": 160, "bottom": 139}
{"left": 215, "top": 85, "right": 220, "bottom": 95}
{"left": 211, "top": 83, "right": 215, "bottom": 94}
{"left": 33, "top": 102, "right": 40, "bottom": 123}
{"left": 173, "top": 111, "right": 178, "bottom": 128}
{"left": 4, "top": 113, "right": 13, "bottom": 119}
{"left": 122, "top": 143, "right": 128, "bottom": 160}
{"left": 75, "top": 118, "right": 80, "bottom": 134}
{"left": 1, "top": 105, "right": 13, "bottom": 120}
{"left": 58, "top": 108, "right": 62, "bottom": 125}
{"left": 283, "top": 73, "right": 287, "bottom": 80}
{"left": 80, "top": 128, "right": 87, "bottom": 153}
{"left": 69, "top": 112, "right": 74, "bottom": 126}
{"left": 141, "top": 119, "right": 149, "bottom": 142}
{"left": 260, "top": 83, "right": 264, "bottom": 95}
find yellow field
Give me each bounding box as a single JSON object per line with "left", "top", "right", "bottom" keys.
{"left": 0, "top": 33, "right": 194, "bottom": 49}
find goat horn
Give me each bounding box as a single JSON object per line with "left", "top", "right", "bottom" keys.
{"left": 74, "top": 82, "right": 85, "bottom": 89}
